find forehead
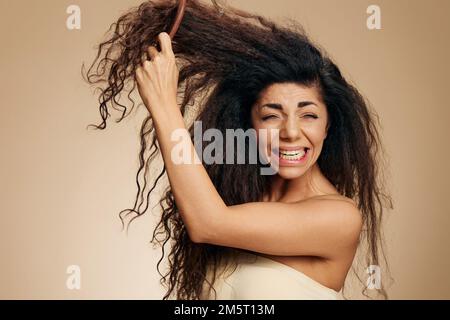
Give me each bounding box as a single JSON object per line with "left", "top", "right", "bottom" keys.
{"left": 257, "top": 82, "right": 323, "bottom": 106}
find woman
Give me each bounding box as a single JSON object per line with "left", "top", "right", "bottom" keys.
{"left": 84, "top": 0, "right": 392, "bottom": 300}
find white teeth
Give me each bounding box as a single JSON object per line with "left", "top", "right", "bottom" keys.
{"left": 279, "top": 148, "right": 307, "bottom": 160}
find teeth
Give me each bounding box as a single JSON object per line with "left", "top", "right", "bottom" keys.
{"left": 279, "top": 148, "right": 307, "bottom": 160}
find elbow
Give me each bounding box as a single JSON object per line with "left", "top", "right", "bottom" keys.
{"left": 189, "top": 229, "right": 206, "bottom": 244}
{"left": 184, "top": 218, "right": 211, "bottom": 244}
{"left": 183, "top": 206, "right": 227, "bottom": 244}
{"left": 187, "top": 215, "right": 219, "bottom": 244}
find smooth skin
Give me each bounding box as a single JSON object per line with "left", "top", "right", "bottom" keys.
{"left": 135, "top": 32, "right": 363, "bottom": 292}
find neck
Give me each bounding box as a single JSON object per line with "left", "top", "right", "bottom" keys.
{"left": 265, "top": 164, "right": 328, "bottom": 202}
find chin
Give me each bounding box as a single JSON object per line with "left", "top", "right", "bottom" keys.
{"left": 276, "top": 166, "right": 308, "bottom": 180}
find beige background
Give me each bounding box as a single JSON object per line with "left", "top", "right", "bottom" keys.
{"left": 1, "top": 0, "right": 449, "bottom": 299}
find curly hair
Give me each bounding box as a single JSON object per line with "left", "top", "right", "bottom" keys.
{"left": 83, "top": 0, "right": 393, "bottom": 299}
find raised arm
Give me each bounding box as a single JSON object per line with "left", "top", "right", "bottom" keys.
{"left": 135, "top": 32, "right": 362, "bottom": 259}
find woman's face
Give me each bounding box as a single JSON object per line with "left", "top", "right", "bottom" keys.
{"left": 251, "top": 82, "right": 329, "bottom": 180}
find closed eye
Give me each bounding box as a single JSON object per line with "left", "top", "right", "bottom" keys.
{"left": 262, "top": 115, "right": 279, "bottom": 121}
{"left": 304, "top": 114, "right": 318, "bottom": 119}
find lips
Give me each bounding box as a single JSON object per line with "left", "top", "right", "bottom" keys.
{"left": 279, "top": 148, "right": 306, "bottom": 160}
{"left": 277, "top": 147, "right": 309, "bottom": 163}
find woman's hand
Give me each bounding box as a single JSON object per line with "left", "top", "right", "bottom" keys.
{"left": 135, "top": 32, "right": 179, "bottom": 113}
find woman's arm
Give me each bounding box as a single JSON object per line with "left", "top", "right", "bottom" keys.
{"left": 135, "top": 32, "right": 227, "bottom": 242}
{"left": 135, "top": 33, "right": 362, "bottom": 259}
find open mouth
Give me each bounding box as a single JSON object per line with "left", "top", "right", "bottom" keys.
{"left": 279, "top": 147, "right": 309, "bottom": 161}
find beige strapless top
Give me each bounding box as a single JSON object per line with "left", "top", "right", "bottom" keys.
{"left": 200, "top": 251, "right": 341, "bottom": 300}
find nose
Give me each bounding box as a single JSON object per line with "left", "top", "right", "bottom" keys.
{"left": 279, "top": 117, "right": 302, "bottom": 141}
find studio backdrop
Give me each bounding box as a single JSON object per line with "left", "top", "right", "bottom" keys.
{"left": 0, "top": 0, "right": 449, "bottom": 299}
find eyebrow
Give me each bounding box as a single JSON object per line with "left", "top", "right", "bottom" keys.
{"left": 260, "top": 101, "right": 318, "bottom": 110}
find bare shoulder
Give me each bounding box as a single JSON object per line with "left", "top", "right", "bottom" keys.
{"left": 298, "top": 194, "right": 363, "bottom": 246}
{"left": 304, "top": 194, "right": 359, "bottom": 213}
{"left": 304, "top": 193, "right": 357, "bottom": 206}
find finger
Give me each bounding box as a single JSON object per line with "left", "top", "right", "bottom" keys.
{"left": 147, "top": 45, "right": 159, "bottom": 60}
{"left": 158, "top": 32, "right": 173, "bottom": 56}
{"left": 135, "top": 66, "right": 144, "bottom": 83}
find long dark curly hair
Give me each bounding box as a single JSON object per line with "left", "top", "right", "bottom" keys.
{"left": 83, "top": 0, "right": 393, "bottom": 299}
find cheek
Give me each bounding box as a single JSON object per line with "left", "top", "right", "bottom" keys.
{"left": 302, "top": 123, "right": 328, "bottom": 146}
